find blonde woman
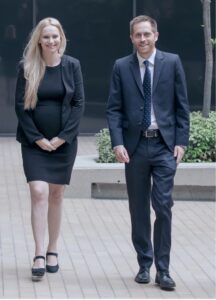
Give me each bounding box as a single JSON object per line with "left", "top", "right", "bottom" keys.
{"left": 15, "top": 17, "right": 84, "bottom": 281}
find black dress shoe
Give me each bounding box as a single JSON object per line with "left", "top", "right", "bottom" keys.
{"left": 135, "top": 268, "right": 150, "bottom": 284}
{"left": 32, "top": 255, "right": 46, "bottom": 281}
{"left": 46, "top": 252, "right": 59, "bottom": 273}
{"left": 155, "top": 272, "right": 176, "bottom": 290}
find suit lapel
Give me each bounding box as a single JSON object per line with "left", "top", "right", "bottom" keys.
{"left": 129, "top": 54, "right": 144, "bottom": 96}
{"left": 153, "top": 50, "right": 165, "bottom": 94}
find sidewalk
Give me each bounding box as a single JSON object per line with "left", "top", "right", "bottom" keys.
{"left": 0, "top": 136, "right": 215, "bottom": 299}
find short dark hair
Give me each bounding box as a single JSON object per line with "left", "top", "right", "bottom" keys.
{"left": 130, "top": 15, "right": 158, "bottom": 34}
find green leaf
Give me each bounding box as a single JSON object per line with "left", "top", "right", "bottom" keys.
{"left": 96, "top": 111, "right": 216, "bottom": 163}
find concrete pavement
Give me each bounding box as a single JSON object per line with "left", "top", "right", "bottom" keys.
{"left": 0, "top": 136, "right": 215, "bottom": 298}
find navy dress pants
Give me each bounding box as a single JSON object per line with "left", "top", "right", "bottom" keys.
{"left": 125, "top": 133, "right": 177, "bottom": 272}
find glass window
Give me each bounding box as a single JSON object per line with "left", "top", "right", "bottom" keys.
{"left": 0, "top": 0, "right": 33, "bottom": 134}
{"left": 136, "top": 0, "right": 215, "bottom": 110}
{"left": 36, "top": 0, "right": 133, "bottom": 133}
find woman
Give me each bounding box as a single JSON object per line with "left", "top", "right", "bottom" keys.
{"left": 15, "top": 17, "right": 84, "bottom": 281}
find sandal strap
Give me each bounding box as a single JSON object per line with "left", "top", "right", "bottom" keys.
{"left": 46, "top": 252, "right": 58, "bottom": 257}
{"left": 33, "top": 255, "right": 45, "bottom": 262}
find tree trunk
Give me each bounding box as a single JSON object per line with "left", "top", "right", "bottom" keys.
{"left": 201, "top": 0, "right": 213, "bottom": 118}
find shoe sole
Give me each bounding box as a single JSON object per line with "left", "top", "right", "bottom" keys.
{"left": 32, "top": 275, "right": 44, "bottom": 282}
{"left": 135, "top": 278, "right": 150, "bottom": 284}
{"left": 155, "top": 278, "right": 175, "bottom": 290}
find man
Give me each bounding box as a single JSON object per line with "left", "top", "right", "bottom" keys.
{"left": 106, "top": 15, "right": 189, "bottom": 290}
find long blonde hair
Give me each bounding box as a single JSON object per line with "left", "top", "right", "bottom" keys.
{"left": 22, "top": 17, "right": 66, "bottom": 110}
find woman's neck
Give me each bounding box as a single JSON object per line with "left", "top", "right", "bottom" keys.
{"left": 42, "top": 53, "right": 61, "bottom": 67}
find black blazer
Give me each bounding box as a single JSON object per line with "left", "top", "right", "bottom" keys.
{"left": 15, "top": 55, "right": 85, "bottom": 145}
{"left": 107, "top": 50, "right": 190, "bottom": 155}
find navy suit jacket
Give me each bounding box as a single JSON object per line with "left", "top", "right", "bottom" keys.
{"left": 107, "top": 50, "right": 190, "bottom": 156}
{"left": 15, "top": 55, "right": 85, "bottom": 145}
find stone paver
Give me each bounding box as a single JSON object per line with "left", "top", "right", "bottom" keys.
{"left": 0, "top": 137, "right": 215, "bottom": 299}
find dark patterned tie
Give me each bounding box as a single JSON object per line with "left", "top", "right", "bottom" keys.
{"left": 142, "top": 60, "right": 151, "bottom": 130}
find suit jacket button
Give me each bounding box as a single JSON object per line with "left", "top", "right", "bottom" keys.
{"left": 138, "top": 122, "right": 142, "bottom": 125}
{"left": 140, "top": 106, "right": 144, "bottom": 110}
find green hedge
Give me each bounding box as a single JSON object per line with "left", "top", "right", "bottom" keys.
{"left": 182, "top": 111, "right": 215, "bottom": 162}
{"left": 95, "top": 128, "right": 117, "bottom": 163}
{"left": 95, "top": 111, "right": 216, "bottom": 163}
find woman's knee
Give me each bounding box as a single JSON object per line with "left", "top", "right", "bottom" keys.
{"left": 49, "top": 185, "right": 65, "bottom": 205}
{"left": 30, "top": 182, "right": 48, "bottom": 203}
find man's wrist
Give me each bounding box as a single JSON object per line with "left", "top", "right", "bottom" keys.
{"left": 113, "top": 145, "right": 123, "bottom": 151}
{"left": 178, "top": 145, "right": 187, "bottom": 150}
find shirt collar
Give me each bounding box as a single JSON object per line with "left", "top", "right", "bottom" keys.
{"left": 137, "top": 48, "right": 156, "bottom": 67}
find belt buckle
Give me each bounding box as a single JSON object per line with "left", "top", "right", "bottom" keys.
{"left": 145, "top": 130, "right": 157, "bottom": 138}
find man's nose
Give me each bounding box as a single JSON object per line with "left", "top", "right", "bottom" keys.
{"left": 140, "top": 34, "right": 145, "bottom": 41}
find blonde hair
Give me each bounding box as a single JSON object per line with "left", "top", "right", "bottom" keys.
{"left": 22, "top": 17, "right": 66, "bottom": 110}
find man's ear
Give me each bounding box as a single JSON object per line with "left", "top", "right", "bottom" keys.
{"left": 155, "top": 32, "right": 159, "bottom": 42}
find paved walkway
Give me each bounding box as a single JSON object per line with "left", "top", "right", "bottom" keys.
{"left": 0, "top": 137, "right": 215, "bottom": 299}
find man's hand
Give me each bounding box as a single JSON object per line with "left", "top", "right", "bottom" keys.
{"left": 50, "top": 137, "right": 65, "bottom": 149}
{"left": 174, "top": 145, "right": 185, "bottom": 165}
{"left": 114, "top": 145, "right": 130, "bottom": 163}
{"left": 35, "top": 138, "right": 56, "bottom": 152}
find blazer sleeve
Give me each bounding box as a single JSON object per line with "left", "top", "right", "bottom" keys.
{"left": 174, "top": 55, "right": 190, "bottom": 146}
{"left": 58, "top": 61, "right": 85, "bottom": 144}
{"left": 15, "top": 65, "right": 44, "bottom": 144}
{"left": 106, "top": 61, "right": 124, "bottom": 147}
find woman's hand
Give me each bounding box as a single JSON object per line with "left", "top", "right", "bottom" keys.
{"left": 35, "top": 138, "right": 56, "bottom": 151}
{"left": 50, "top": 137, "right": 65, "bottom": 149}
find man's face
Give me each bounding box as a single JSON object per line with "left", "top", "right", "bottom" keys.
{"left": 130, "top": 21, "right": 159, "bottom": 58}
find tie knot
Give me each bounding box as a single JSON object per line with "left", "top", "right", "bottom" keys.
{"left": 144, "top": 60, "right": 149, "bottom": 67}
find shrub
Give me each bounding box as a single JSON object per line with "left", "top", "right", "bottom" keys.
{"left": 95, "top": 111, "right": 216, "bottom": 163}
{"left": 95, "top": 128, "right": 117, "bottom": 163}
{"left": 182, "top": 111, "right": 216, "bottom": 162}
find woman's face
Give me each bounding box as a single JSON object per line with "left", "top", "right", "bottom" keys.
{"left": 39, "top": 25, "right": 61, "bottom": 55}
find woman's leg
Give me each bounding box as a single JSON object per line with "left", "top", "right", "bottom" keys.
{"left": 29, "top": 180, "right": 49, "bottom": 268}
{"left": 47, "top": 184, "right": 65, "bottom": 265}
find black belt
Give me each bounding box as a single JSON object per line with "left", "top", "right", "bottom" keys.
{"left": 142, "top": 129, "right": 160, "bottom": 138}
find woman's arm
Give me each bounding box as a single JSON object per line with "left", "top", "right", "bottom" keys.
{"left": 58, "top": 60, "right": 85, "bottom": 144}
{"left": 15, "top": 65, "right": 44, "bottom": 144}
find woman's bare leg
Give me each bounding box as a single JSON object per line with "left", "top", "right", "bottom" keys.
{"left": 29, "top": 180, "right": 49, "bottom": 268}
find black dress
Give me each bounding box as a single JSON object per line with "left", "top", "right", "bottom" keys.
{"left": 21, "top": 63, "right": 77, "bottom": 185}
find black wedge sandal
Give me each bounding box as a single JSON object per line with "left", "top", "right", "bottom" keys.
{"left": 32, "top": 255, "right": 46, "bottom": 281}
{"left": 46, "top": 252, "right": 59, "bottom": 273}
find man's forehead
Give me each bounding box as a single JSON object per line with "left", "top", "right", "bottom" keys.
{"left": 133, "top": 22, "right": 154, "bottom": 33}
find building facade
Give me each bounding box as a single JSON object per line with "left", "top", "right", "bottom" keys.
{"left": 0, "top": 0, "right": 215, "bottom": 135}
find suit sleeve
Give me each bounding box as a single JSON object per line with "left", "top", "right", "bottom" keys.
{"left": 58, "top": 61, "right": 85, "bottom": 144}
{"left": 106, "top": 61, "right": 124, "bottom": 147}
{"left": 15, "top": 65, "right": 44, "bottom": 144}
{"left": 174, "top": 56, "right": 190, "bottom": 146}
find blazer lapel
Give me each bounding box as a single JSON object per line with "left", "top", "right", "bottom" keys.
{"left": 153, "top": 50, "right": 165, "bottom": 94}
{"left": 129, "top": 54, "right": 144, "bottom": 96}
{"left": 61, "top": 55, "right": 70, "bottom": 104}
